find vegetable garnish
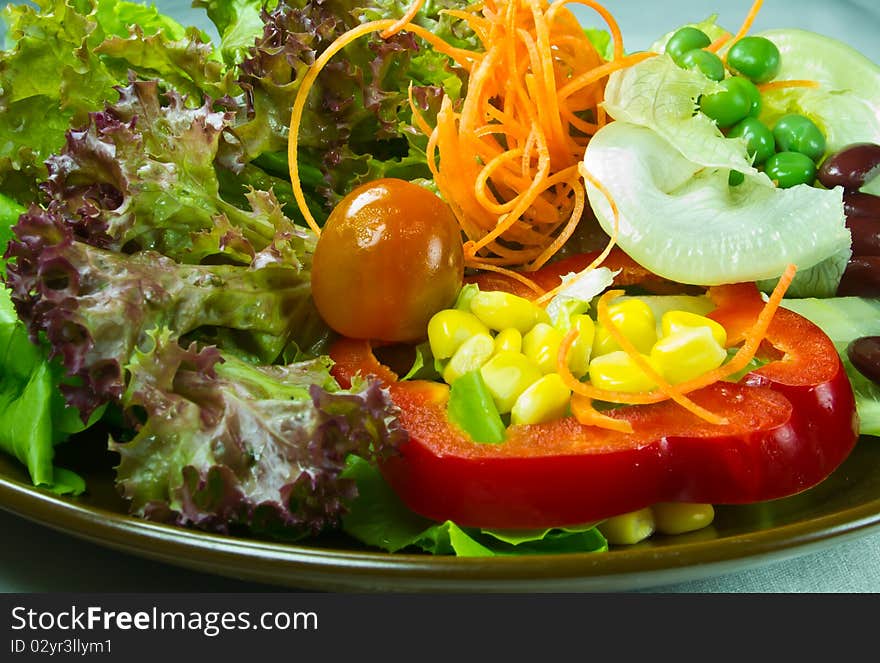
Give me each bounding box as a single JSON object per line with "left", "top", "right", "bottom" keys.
{"left": 311, "top": 178, "right": 464, "bottom": 342}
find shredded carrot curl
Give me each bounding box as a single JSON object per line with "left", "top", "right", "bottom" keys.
{"left": 757, "top": 79, "right": 821, "bottom": 93}
{"left": 727, "top": 0, "right": 764, "bottom": 48}
{"left": 570, "top": 393, "right": 633, "bottom": 433}
{"left": 711, "top": 0, "right": 764, "bottom": 56}
{"left": 706, "top": 31, "right": 733, "bottom": 54}
{"left": 415, "top": 0, "right": 655, "bottom": 271}
{"left": 380, "top": 0, "right": 426, "bottom": 38}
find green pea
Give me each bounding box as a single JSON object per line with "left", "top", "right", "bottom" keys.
{"left": 772, "top": 114, "right": 826, "bottom": 162}
{"left": 764, "top": 151, "right": 817, "bottom": 188}
{"left": 666, "top": 27, "right": 712, "bottom": 64}
{"left": 726, "top": 36, "right": 781, "bottom": 84}
{"left": 679, "top": 49, "right": 725, "bottom": 81}
{"left": 728, "top": 170, "right": 745, "bottom": 187}
{"left": 699, "top": 77, "right": 751, "bottom": 128}
{"left": 725, "top": 76, "right": 762, "bottom": 117}
{"left": 727, "top": 117, "right": 775, "bottom": 165}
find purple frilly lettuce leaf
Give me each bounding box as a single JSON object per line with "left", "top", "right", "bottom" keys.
{"left": 112, "top": 329, "right": 405, "bottom": 537}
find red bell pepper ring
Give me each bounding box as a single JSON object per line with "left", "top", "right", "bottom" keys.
{"left": 330, "top": 278, "right": 859, "bottom": 530}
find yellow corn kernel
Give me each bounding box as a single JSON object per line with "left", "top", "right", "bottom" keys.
{"left": 592, "top": 298, "right": 658, "bottom": 357}
{"left": 442, "top": 333, "right": 495, "bottom": 384}
{"left": 480, "top": 351, "right": 543, "bottom": 414}
{"left": 661, "top": 310, "right": 727, "bottom": 347}
{"left": 650, "top": 326, "right": 727, "bottom": 385}
{"left": 510, "top": 373, "right": 572, "bottom": 426}
{"left": 522, "top": 323, "right": 564, "bottom": 375}
{"left": 566, "top": 314, "right": 595, "bottom": 379}
{"left": 427, "top": 309, "right": 490, "bottom": 360}
{"left": 598, "top": 508, "right": 656, "bottom": 545}
{"left": 652, "top": 503, "right": 715, "bottom": 535}
{"left": 470, "top": 291, "right": 550, "bottom": 334}
{"left": 588, "top": 351, "right": 659, "bottom": 393}
{"left": 493, "top": 327, "right": 522, "bottom": 355}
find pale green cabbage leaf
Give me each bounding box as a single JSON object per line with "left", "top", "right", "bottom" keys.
{"left": 584, "top": 54, "right": 850, "bottom": 288}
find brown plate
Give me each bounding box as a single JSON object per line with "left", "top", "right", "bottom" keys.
{"left": 3, "top": 1, "right": 880, "bottom": 593}
{"left": 2, "top": 432, "right": 880, "bottom": 592}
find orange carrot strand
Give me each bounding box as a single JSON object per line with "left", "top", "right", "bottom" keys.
{"left": 757, "top": 79, "right": 821, "bottom": 93}
{"left": 570, "top": 393, "right": 634, "bottom": 433}
{"left": 380, "top": 0, "right": 426, "bottom": 38}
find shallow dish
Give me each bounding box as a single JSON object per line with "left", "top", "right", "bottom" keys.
{"left": 2, "top": 434, "right": 879, "bottom": 592}
{"left": 2, "top": 0, "right": 880, "bottom": 593}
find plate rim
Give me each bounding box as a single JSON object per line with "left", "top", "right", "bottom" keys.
{"left": 3, "top": 465, "right": 880, "bottom": 592}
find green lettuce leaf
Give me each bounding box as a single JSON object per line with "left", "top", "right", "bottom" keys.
{"left": 584, "top": 28, "right": 613, "bottom": 61}
{"left": 93, "top": 26, "right": 232, "bottom": 102}
{"left": 0, "top": 0, "right": 116, "bottom": 201}
{"left": 0, "top": 191, "right": 24, "bottom": 272}
{"left": 0, "top": 0, "right": 229, "bottom": 203}
{"left": 0, "top": 284, "right": 99, "bottom": 495}
{"left": 92, "top": 0, "right": 191, "bottom": 40}
{"left": 229, "top": 0, "right": 471, "bottom": 218}
{"left": 781, "top": 297, "right": 880, "bottom": 436}
{"left": 41, "top": 77, "right": 293, "bottom": 263}
{"left": 342, "top": 456, "right": 608, "bottom": 556}
{"left": 194, "top": 0, "right": 279, "bottom": 66}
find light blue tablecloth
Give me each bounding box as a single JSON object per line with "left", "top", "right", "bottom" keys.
{"left": 2, "top": 0, "right": 880, "bottom": 594}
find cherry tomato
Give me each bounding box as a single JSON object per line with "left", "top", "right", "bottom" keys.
{"left": 311, "top": 178, "right": 464, "bottom": 342}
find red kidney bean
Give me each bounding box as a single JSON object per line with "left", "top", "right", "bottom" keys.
{"left": 848, "top": 336, "right": 880, "bottom": 385}
{"left": 837, "top": 256, "right": 880, "bottom": 296}
{"left": 844, "top": 191, "right": 880, "bottom": 219}
{"left": 847, "top": 216, "right": 880, "bottom": 256}
{"left": 818, "top": 143, "right": 880, "bottom": 190}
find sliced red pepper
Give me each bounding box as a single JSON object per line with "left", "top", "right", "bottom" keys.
{"left": 330, "top": 272, "right": 859, "bottom": 530}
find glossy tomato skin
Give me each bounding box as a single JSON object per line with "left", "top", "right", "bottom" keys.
{"left": 311, "top": 179, "right": 464, "bottom": 343}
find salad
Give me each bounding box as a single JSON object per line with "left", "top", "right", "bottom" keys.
{"left": 1, "top": 0, "right": 880, "bottom": 558}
